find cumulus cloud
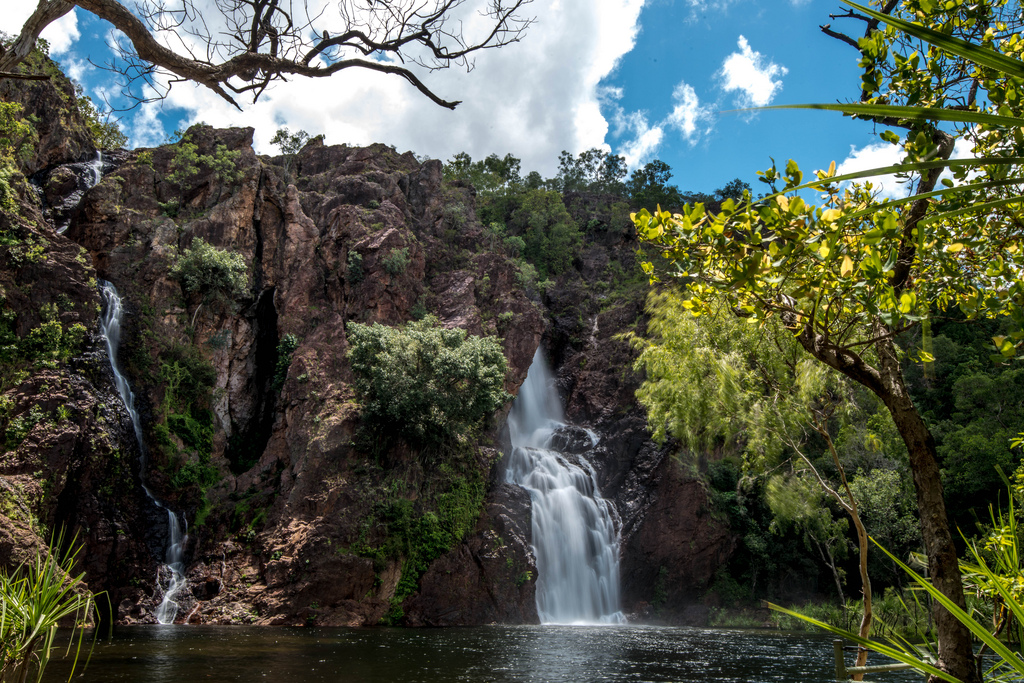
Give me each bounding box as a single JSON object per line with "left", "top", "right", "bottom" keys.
{"left": 835, "top": 141, "right": 909, "bottom": 200}
{"left": 666, "top": 81, "right": 713, "bottom": 142}
{"left": 719, "top": 35, "right": 787, "bottom": 108}
{"left": 605, "top": 79, "right": 713, "bottom": 170}
{"left": 13, "top": 0, "right": 642, "bottom": 177}
{"left": 613, "top": 110, "right": 664, "bottom": 169}
{"left": 0, "top": 6, "right": 80, "bottom": 56}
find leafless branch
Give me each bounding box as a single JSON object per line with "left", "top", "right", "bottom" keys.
{"left": 3, "top": 0, "right": 534, "bottom": 109}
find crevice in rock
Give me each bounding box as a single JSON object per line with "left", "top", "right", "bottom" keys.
{"left": 226, "top": 287, "right": 278, "bottom": 473}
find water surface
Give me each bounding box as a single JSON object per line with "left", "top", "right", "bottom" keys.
{"left": 47, "top": 625, "right": 924, "bottom": 682}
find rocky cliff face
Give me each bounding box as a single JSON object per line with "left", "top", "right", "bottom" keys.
{"left": 0, "top": 54, "right": 734, "bottom": 626}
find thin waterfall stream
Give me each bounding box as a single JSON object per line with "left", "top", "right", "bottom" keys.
{"left": 88, "top": 150, "right": 103, "bottom": 188}
{"left": 100, "top": 281, "right": 188, "bottom": 624}
{"left": 506, "top": 349, "right": 625, "bottom": 624}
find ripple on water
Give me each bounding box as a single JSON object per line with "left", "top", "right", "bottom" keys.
{"left": 46, "top": 625, "right": 927, "bottom": 683}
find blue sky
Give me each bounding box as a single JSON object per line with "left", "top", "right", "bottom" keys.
{"left": 2, "top": 0, "right": 905, "bottom": 196}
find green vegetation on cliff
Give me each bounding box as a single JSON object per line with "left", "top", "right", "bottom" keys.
{"left": 347, "top": 316, "right": 510, "bottom": 448}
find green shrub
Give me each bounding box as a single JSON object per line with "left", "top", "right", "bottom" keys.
{"left": 272, "top": 333, "right": 299, "bottom": 392}
{"left": 168, "top": 126, "right": 243, "bottom": 187}
{"left": 442, "top": 203, "right": 467, "bottom": 230}
{"left": 158, "top": 198, "right": 180, "bottom": 218}
{"left": 382, "top": 247, "right": 410, "bottom": 276}
{"left": 361, "top": 460, "right": 486, "bottom": 625}
{"left": 0, "top": 101, "right": 36, "bottom": 216}
{"left": 346, "top": 251, "right": 364, "bottom": 284}
{"left": 508, "top": 189, "right": 581, "bottom": 277}
{"left": 22, "top": 321, "right": 86, "bottom": 362}
{"left": 169, "top": 237, "right": 248, "bottom": 307}
{"left": 346, "top": 315, "right": 510, "bottom": 446}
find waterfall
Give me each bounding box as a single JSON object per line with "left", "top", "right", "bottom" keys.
{"left": 99, "top": 281, "right": 188, "bottom": 625}
{"left": 506, "top": 349, "right": 625, "bottom": 624}
{"left": 88, "top": 150, "right": 103, "bottom": 188}
{"left": 54, "top": 151, "right": 105, "bottom": 236}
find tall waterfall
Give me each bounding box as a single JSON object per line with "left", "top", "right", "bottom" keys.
{"left": 99, "top": 281, "right": 188, "bottom": 624}
{"left": 506, "top": 349, "right": 625, "bottom": 624}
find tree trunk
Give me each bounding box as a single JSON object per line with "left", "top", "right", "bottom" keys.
{"left": 793, "top": 323, "right": 980, "bottom": 683}
{"left": 875, "top": 338, "right": 980, "bottom": 683}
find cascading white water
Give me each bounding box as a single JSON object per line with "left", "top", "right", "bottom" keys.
{"left": 99, "top": 281, "right": 188, "bottom": 624}
{"left": 88, "top": 150, "right": 103, "bottom": 188}
{"left": 55, "top": 151, "right": 104, "bottom": 236}
{"left": 506, "top": 349, "right": 626, "bottom": 624}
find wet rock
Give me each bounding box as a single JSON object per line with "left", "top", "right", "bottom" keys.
{"left": 405, "top": 483, "right": 538, "bottom": 626}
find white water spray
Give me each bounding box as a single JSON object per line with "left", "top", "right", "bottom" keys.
{"left": 506, "top": 349, "right": 625, "bottom": 624}
{"left": 88, "top": 151, "right": 103, "bottom": 188}
{"left": 99, "top": 281, "right": 188, "bottom": 624}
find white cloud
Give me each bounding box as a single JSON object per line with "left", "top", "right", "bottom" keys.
{"left": 718, "top": 35, "right": 787, "bottom": 108}
{"left": 606, "top": 79, "right": 713, "bottom": 169}
{"left": 75, "top": 0, "right": 647, "bottom": 177}
{"left": 835, "top": 141, "right": 909, "bottom": 200}
{"left": 666, "top": 81, "right": 713, "bottom": 141}
{"left": 614, "top": 110, "right": 664, "bottom": 169}
{"left": 0, "top": 6, "right": 80, "bottom": 57}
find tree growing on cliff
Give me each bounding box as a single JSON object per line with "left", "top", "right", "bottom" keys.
{"left": 169, "top": 237, "right": 248, "bottom": 325}
{"left": 346, "top": 316, "right": 510, "bottom": 449}
{"left": 633, "top": 2, "right": 1024, "bottom": 681}
{"left": 0, "top": 0, "right": 534, "bottom": 110}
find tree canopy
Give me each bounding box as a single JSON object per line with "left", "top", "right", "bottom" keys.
{"left": 633, "top": 2, "right": 1024, "bottom": 680}
{"left": 346, "top": 316, "right": 510, "bottom": 447}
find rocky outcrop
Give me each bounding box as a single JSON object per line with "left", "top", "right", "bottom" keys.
{"left": 404, "top": 483, "right": 537, "bottom": 626}
{"left": 0, "top": 156, "right": 155, "bottom": 611}
{"left": 59, "top": 123, "right": 548, "bottom": 625}
{"left": 2, "top": 54, "right": 735, "bottom": 627}
{"left": 0, "top": 50, "right": 95, "bottom": 176}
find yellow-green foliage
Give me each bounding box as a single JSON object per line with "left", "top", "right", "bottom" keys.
{"left": 168, "top": 126, "right": 243, "bottom": 187}
{"left": 0, "top": 535, "right": 98, "bottom": 683}
{"left": 0, "top": 102, "right": 36, "bottom": 214}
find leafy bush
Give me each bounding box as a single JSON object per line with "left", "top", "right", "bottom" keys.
{"left": 158, "top": 343, "right": 220, "bottom": 497}
{"left": 346, "top": 315, "right": 510, "bottom": 446}
{"left": 169, "top": 238, "right": 248, "bottom": 307}
{"left": 346, "top": 251, "right": 364, "bottom": 284}
{"left": 21, "top": 321, "right": 86, "bottom": 362}
{"left": 382, "top": 247, "right": 410, "bottom": 276}
{"left": 168, "top": 126, "right": 243, "bottom": 187}
{"left": 272, "top": 333, "right": 299, "bottom": 392}
{"left": 355, "top": 459, "right": 486, "bottom": 625}
{"left": 508, "top": 189, "right": 581, "bottom": 277}
{"left": 0, "top": 101, "right": 36, "bottom": 215}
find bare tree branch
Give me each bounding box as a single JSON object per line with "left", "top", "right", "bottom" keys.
{"left": 2, "top": 0, "right": 534, "bottom": 109}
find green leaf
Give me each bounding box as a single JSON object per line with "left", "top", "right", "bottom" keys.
{"left": 766, "top": 603, "right": 957, "bottom": 683}
{"left": 764, "top": 103, "right": 1023, "bottom": 129}
{"left": 844, "top": 1, "right": 1024, "bottom": 80}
